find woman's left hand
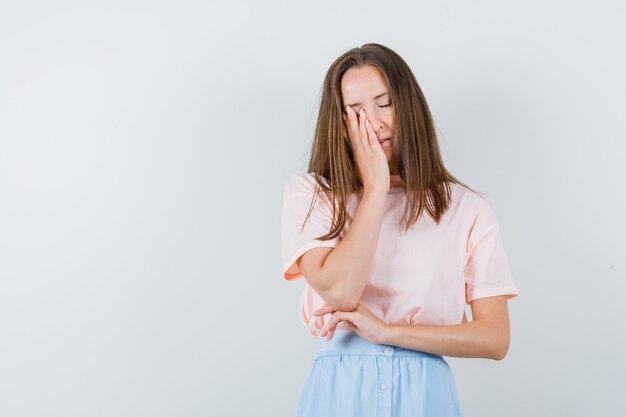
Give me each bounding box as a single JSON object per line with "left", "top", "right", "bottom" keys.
{"left": 312, "top": 300, "right": 391, "bottom": 344}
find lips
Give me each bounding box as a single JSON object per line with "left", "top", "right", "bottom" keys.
{"left": 378, "top": 138, "right": 391, "bottom": 144}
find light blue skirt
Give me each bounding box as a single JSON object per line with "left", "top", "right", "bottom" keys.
{"left": 294, "top": 330, "right": 465, "bottom": 417}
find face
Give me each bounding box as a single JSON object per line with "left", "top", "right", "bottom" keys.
{"left": 340, "top": 64, "right": 397, "bottom": 172}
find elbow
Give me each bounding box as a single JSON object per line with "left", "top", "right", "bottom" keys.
{"left": 323, "top": 289, "right": 359, "bottom": 312}
{"left": 491, "top": 335, "right": 511, "bottom": 361}
{"left": 316, "top": 262, "right": 362, "bottom": 312}
{"left": 320, "top": 281, "right": 360, "bottom": 312}
{"left": 492, "top": 348, "right": 507, "bottom": 361}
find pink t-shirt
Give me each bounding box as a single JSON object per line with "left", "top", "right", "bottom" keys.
{"left": 281, "top": 172, "right": 519, "bottom": 337}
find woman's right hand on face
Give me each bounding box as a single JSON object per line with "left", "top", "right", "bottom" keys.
{"left": 342, "top": 106, "right": 390, "bottom": 194}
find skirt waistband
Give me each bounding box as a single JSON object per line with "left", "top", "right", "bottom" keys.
{"left": 316, "top": 330, "right": 443, "bottom": 359}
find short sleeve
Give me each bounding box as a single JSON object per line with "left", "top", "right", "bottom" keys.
{"left": 281, "top": 173, "right": 340, "bottom": 281}
{"left": 464, "top": 198, "right": 519, "bottom": 304}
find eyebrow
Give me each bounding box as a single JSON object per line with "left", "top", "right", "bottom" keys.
{"left": 345, "top": 91, "right": 390, "bottom": 108}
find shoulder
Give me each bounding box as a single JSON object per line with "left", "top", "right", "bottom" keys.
{"left": 447, "top": 182, "right": 495, "bottom": 220}
{"left": 283, "top": 172, "right": 328, "bottom": 196}
{"left": 448, "top": 182, "right": 484, "bottom": 206}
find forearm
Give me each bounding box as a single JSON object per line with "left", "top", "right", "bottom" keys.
{"left": 321, "top": 189, "right": 386, "bottom": 311}
{"left": 382, "top": 319, "right": 507, "bottom": 360}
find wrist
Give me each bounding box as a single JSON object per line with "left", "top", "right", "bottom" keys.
{"left": 363, "top": 184, "right": 389, "bottom": 198}
{"left": 382, "top": 323, "right": 397, "bottom": 345}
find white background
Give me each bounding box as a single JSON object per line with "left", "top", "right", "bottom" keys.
{"left": 1, "top": 1, "right": 624, "bottom": 416}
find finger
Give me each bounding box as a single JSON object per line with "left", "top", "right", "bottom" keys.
{"left": 328, "top": 319, "right": 352, "bottom": 340}
{"left": 313, "top": 306, "right": 334, "bottom": 316}
{"left": 344, "top": 106, "right": 358, "bottom": 147}
{"left": 326, "top": 311, "right": 352, "bottom": 335}
{"left": 345, "top": 105, "right": 358, "bottom": 138}
{"left": 329, "top": 324, "right": 338, "bottom": 339}
{"left": 365, "top": 119, "right": 379, "bottom": 149}
{"left": 324, "top": 320, "right": 341, "bottom": 339}
{"left": 359, "top": 109, "right": 367, "bottom": 144}
{"left": 321, "top": 312, "right": 343, "bottom": 336}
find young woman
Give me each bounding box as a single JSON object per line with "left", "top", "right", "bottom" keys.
{"left": 281, "top": 43, "right": 519, "bottom": 417}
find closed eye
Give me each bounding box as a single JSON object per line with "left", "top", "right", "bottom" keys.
{"left": 344, "top": 104, "right": 391, "bottom": 114}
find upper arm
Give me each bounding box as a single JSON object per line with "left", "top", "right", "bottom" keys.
{"left": 464, "top": 197, "right": 519, "bottom": 303}
{"left": 281, "top": 174, "right": 340, "bottom": 281}
{"left": 280, "top": 174, "right": 359, "bottom": 311}
{"left": 469, "top": 295, "right": 511, "bottom": 359}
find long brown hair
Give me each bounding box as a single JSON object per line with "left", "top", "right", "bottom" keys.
{"left": 304, "top": 43, "right": 481, "bottom": 240}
